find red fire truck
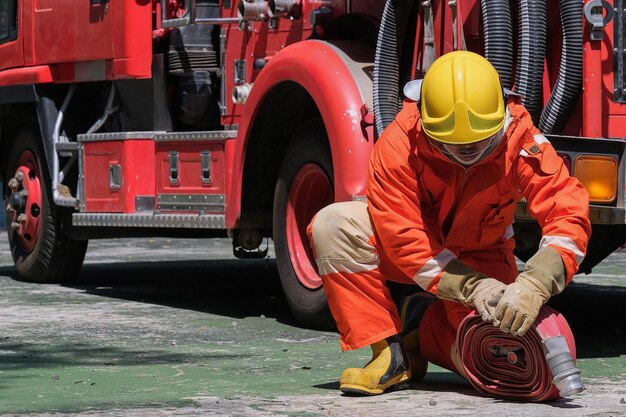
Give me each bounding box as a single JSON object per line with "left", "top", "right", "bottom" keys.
{"left": 0, "top": 0, "right": 624, "bottom": 329}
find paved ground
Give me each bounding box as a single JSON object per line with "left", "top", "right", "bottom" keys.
{"left": 0, "top": 236, "right": 625, "bottom": 416}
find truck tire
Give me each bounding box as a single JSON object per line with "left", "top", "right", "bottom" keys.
{"left": 4, "top": 125, "right": 87, "bottom": 283}
{"left": 273, "top": 120, "right": 336, "bottom": 330}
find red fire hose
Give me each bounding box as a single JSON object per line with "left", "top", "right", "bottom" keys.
{"left": 455, "top": 306, "right": 579, "bottom": 402}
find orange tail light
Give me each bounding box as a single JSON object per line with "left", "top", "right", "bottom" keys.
{"left": 573, "top": 155, "right": 618, "bottom": 203}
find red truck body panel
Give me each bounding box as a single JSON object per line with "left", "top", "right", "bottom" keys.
{"left": 82, "top": 137, "right": 156, "bottom": 213}
{"left": 4, "top": 0, "right": 152, "bottom": 84}
{"left": 155, "top": 141, "right": 226, "bottom": 204}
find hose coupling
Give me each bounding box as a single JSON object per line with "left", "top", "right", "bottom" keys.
{"left": 237, "top": 0, "right": 268, "bottom": 22}
{"left": 543, "top": 336, "right": 585, "bottom": 397}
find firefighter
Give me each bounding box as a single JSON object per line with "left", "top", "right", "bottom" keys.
{"left": 307, "top": 51, "right": 591, "bottom": 396}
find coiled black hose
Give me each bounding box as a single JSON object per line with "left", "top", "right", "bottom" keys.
{"left": 373, "top": 0, "right": 413, "bottom": 136}
{"left": 538, "top": 0, "right": 583, "bottom": 134}
{"left": 515, "top": 0, "right": 547, "bottom": 124}
{"left": 480, "top": 0, "right": 514, "bottom": 89}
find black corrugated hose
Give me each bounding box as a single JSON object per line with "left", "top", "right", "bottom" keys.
{"left": 373, "top": 0, "right": 414, "bottom": 136}
{"left": 538, "top": 0, "right": 583, "bottom": 134}
{"left": 480, "top": 0, "right": 514, "bottom": 89}
{"left": 376, "top": 0, "right": 578, "bottom": 136}
{"left": 515, "top": 0, "right": 547, "bottom": 124}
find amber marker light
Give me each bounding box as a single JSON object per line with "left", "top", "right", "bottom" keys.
{"left": 573, "top": 155, "right": 618, "bottom": 203}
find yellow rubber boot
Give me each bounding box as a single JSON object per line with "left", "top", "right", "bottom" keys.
{"left": 339, "top": 335, "right": 411, "bottom": 395}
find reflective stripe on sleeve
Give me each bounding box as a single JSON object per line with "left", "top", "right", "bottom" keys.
{"left": 503, "top": 223, "right": 514, "bottom": 239}
{"left": 412, "top": 248, "right": 457, "bottom": 288}
{"left": 316, "top": 257, "right": 379, "bottom": 275}
{"left": 539, "top": 236, "right": 585, "bottom": 265}
{"left": 520, "top": 134, "right": 551, "bottom": 157}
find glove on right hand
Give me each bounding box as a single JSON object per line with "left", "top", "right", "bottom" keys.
{"left": 493, "top": 280, "right": 545, "bottom": 336}
{"left": 493, "top": 246, "right": 567, "bottom": 336}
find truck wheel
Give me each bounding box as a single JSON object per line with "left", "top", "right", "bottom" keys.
{"left": 4, "top": 126, "right": 87, "bottom": 283}
{"left": 273, "top": 121, "right": 336, "bottom": 330}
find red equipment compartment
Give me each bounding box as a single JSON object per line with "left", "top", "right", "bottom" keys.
{"left": 80, "top": 134, "right": 156, "bottom": 213}
{"left": 155, "top": 136, "right": 226, "bottom": 214}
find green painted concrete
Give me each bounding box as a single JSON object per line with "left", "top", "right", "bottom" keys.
{"left": 0, "top": 272, "right": 365, "bottom": 414}
{"left": 0, "top": 239, "right": 624, "bottom": 415}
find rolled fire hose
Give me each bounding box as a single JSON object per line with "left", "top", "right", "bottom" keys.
{"left": 455, "top": 305, "right": 584, "bottom": 402}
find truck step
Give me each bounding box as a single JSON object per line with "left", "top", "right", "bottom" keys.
{"left": 72, "top": 213, "right": 225, "bottom": 229}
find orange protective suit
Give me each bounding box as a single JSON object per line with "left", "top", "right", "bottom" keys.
{"left": 308, "top": 97, "right": 591, "bottom": 373}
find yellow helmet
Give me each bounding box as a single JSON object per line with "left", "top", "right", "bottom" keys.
{"left": 420, "top": 51, "right": 505, "bottom": 145}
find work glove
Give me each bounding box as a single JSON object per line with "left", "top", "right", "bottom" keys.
{"left": 494, "top": 246, "right": 566, "bottom": 336}
{"left": 437, "top": 259, "right": 506, "bottom": 322}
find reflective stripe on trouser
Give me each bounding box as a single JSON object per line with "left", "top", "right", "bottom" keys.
{"left": 307, "top": 200, "right": 518, "bottom": 366}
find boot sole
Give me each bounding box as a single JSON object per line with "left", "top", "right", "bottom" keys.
{"left": 340, "top": 376, "right": 411, "bottom": 396}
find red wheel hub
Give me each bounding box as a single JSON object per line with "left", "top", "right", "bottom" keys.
{"left": 286, "top": 163, "right": 333, "bottom": 290}
{"left": 7, "top": 151, "right": 43, "bottom": 253}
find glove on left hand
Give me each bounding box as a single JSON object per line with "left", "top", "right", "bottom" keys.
{"left": 494, "top": 246, "right": 566, "bottom": 336}
{"left": 466, "top": 278, "right": 506, "bottom": 322}
{"left": 437, "top": 259, "right": 506, "bottom": 322}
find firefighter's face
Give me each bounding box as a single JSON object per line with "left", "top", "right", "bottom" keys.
{"left": 429, "top": 130, "right": 503, "bottom": 166}
{"left": 442, "top": 138, "right": 494, "bottom": 163}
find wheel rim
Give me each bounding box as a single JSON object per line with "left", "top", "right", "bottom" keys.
{"left": 7, "top": 151, "right": 43, "bottom": 253}
{"left": 286, "top": 163, "right": 333, "bottom": 290}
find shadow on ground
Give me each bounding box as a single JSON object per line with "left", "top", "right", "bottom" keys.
{"left": 78, "top": 259, "right": 295, "bottom": 323}
{"left": 1, "top": 259, "right": 624, "bottom": 359}
{"left": 549, "top": 282, "right": 626, "bottom": 359}
{"left": 0, "top": 258, "right": 293, "bottom": 326}
{"left": 0, "top": 339, "right": 252, "bottom": 370}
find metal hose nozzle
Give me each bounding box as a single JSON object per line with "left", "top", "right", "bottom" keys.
{"left": 543, "top": 336, "right": 585, "bottom": 397}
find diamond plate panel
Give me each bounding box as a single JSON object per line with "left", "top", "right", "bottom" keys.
{"left": 78, "top": 132, "right": 163, "bottom": 142}
{"left": 154, "top": 131, "right": 238, "bottom": 141}
{"left": 72, "top": 213, "right": 226, "bottom": 229}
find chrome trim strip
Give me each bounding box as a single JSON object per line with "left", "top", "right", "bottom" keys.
{"left": 157, "top": 194, "right": 226, "bottom": 212}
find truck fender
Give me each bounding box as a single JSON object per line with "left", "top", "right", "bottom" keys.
{"left": 226, "top": 39, "right": 376, "bottom": 228}
{"left": 33, "top": 85, "right": 60, "bottom": 180}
